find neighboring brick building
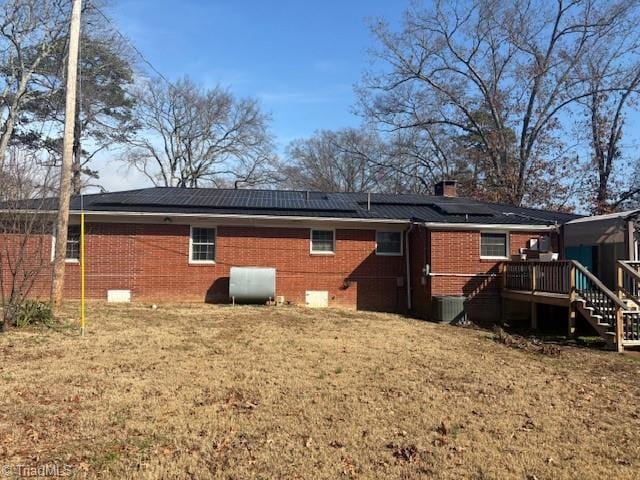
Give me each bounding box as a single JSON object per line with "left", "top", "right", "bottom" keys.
{"left": 2, "top": 182, "right": 578, "bottom": 321}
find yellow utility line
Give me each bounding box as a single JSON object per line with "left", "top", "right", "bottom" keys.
{"left": 80, "top": 209, "right": 86, "bottom": 336}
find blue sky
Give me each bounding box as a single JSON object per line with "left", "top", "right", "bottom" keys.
{"left": 109, "top": 0, "right": 403, "bottom": 146}
{"left": 98, "top": 0, "right": 405, "bottom": 190}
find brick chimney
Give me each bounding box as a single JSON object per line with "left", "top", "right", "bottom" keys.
{"left": 434, "top": 180, "right": 457, "bottom": 197}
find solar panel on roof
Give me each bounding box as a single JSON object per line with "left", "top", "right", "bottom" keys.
{"left": 360, "top": 198, "right": 423, "bottom": 207}
{"left": 92, "top": 188, "right": 358, "bottom": 212}
{"left": 430, "top": 201, "right": 494, "bottom": 215}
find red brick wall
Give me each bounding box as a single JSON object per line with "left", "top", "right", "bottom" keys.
{"left": 421, "top": 229, "right": 559, "bottom": 321}
{"left": 2, "top": 222, "right": 558, "bottom": 319}
{"left": 0, "top": 231, "right": 53, "bottom": 301}
{"left": 3, "top": 223, "right": 407, "bottom": 312}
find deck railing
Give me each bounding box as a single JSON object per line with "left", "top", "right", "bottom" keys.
{"left": 617, "top": 260, "right": 640, "bottom": 305}
{"left": 617, "top": 261, "right": 640, "bottom": 343}
{"left": 536, "top": 261, "right": 572, "bottom": 294}
{"left": 502, "top": 259, "right": 639, "bottom": 347}
{"left": 503, "top": 260, "right": 572, "bottom": 294}
{"left": 503, "top": 261, "right": 534, "bottom": 291}
{"left": 622, "top": 311, "right": 640, "bottom": 342}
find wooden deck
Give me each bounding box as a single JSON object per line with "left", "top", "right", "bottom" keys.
{"left": 500, "top": 260, "right": 640, "bottom": 351}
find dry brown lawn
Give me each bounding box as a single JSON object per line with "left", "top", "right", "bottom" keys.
{"left": 0, "top": 303, "right": 639, "bottom": 479}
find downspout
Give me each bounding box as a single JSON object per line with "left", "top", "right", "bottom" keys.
{"left": 405, "top": 221, "right": 415, "bottom": 312}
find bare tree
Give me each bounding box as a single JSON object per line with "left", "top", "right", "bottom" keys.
{"left": 359, "top": 0, "right": 634, "bottom": 207}
{"left": 0, "top": 149, "right": 54, "bottom": 331}
{"left": 283, "top": 125, "right": 484, "bottom": 195}
{"left": 123, "top": 76, "right": 276, "bottom": 188}
{"left": 283, "top": 128, "right": 392, "bottom": 192}
{"left": 383, "top": 125, "right": 476, "bottom": 194}
{"left": 0, "top": 0, "right": 71, "bottom": 168}
{"left": 575, "top": 3, "right": 640, "bottom": 213}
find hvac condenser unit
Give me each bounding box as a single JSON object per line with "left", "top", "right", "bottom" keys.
{"left": 432, "top": 296, "right": 467, "bottom": 324}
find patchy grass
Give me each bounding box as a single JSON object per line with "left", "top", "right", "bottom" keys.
{"left": 0, "top": 303, "right": 639, "bottom": 479}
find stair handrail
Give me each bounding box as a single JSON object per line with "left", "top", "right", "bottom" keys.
{"left": 572, "top": 260, "right": 628, "bottom": 350}
{"left": 621, "top": 260, "right": 640, "bottom": 268}
{"left": 617, "top": 259, "right": 640, "bottom": 277}
{"left": 616, "top": 260, "right": 640, "bottom": 303}
{"left": 570, "top": 260, "right": 627, "bottom": 309}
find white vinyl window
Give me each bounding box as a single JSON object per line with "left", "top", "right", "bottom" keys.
{"left": 480, "top": 232, "right": 508, "bottom": 259}
{"left": 310, "top": 229, "right": 335, "bottom": 254}
{"left": 190, "top": 226, "right": 216, "bottom": 263}
{"left": 65, "top": 225, "right": 81, "bottom": 260}
{"left": 51, "top": 225, "right": 80, "bottom": 263}
{"left": 376, "top": 231, "right": 402, "bottom": 256}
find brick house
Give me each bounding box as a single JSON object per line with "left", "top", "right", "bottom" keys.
{"left": 4, "top": 181, "right": 578, "bottom": 321}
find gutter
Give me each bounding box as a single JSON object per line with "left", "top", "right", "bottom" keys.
{"left": 72, "top": 213, "right": 561, "bottom": 230}
{"left": 422, "top": 221, "right": 557, "bottom": 231}
{"left": 566, "top": 209, "right": 640, "bottom": 224}
{"left": 64, "top": 210, "right": 410, "bottom": 225}
{"left": 1, "top": 209, "right": 563, "bottom": 231}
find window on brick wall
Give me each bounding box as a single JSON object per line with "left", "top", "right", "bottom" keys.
{"left": 190, "top": 227, "right": 216, "bottom": 263}
{"left": 376, "top": 231, "right": 402, "bottom": 255}
{"left": 480, "top": 232, "right": 508, "bottom": 259}
{"left": 51, "top": 225, "right": 81, "bottom": 262}
{"left": 66, "top": 225, "right": 80, "bottom": 260}
{"left": 310, "top": 229, "right": 335, "bottom": 254}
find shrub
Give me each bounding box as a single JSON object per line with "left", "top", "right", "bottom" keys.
{"left": 12, "top": 300, "right": 54, "bottom": 328}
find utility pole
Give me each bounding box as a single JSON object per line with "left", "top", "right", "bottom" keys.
{"left": 51, "top": 0, "right": 82, "bottom": 308}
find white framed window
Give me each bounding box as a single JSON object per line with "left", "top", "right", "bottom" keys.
{"left": 66, "top": 225, "right": 80, "bottom": 260}
{"left": 51, "top": 225, "right": 81, "bottom": 263}
{"left": 480, "top": 231, "right": 509, "bottom": 259}
{"left": 189, "top": 226, "right": 216, "bottom": 264}
{"left": 310, "top": 229, "right": 335, "bottom": 254}
{"left": 376, "top": 231, "right": 403, "bottom": 256}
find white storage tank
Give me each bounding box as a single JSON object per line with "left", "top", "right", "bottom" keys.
{"left": 229, "top": 267, "right": 276, "bottom": 303}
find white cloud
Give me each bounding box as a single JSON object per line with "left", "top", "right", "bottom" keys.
{"left": 87, "top": 157, "right": 151, "bottom": 193}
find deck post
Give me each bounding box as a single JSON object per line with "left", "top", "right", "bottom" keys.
{"left": 568, "top": 263, "right": 576, "bottom": 337}
{"left": 617, "top": 263, "right": 624, "bottom": 300}
{"left": 530, "top": 263, "right": 537, "bottom": 330}
{"left": 615, "top": 308, "right": 624, "bottom": 352}
{"left": 567, "top": 307, "right": 576, "bottom": 337}
{"left": 499, "top": 262, "right": 506, "bottom": 325}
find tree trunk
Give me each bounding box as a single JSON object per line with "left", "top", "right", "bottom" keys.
{"left": 1, "top": 302, "right": 16, "bottom": 331}
{"left": 0, "top": 111, "right": 17, "bottom": 171}
{"left": 51, "top": 0, "right": 82, "bottom": 308}
{"left": 595, "top": 168, "right": 610, "bottom": 214}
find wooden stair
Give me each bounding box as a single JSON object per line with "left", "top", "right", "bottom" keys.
{"left": 572, "top": 262, "right": 639, "bottom": 351}
{"left": 574, "top": 297, "right": 620, "bottom": 348}
{"left": 502, "top": 259, "right": 640, "bottom": 351}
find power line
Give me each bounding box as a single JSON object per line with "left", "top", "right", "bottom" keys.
{"left": 91, "top": 4, "right": 173, "bottom": 87}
